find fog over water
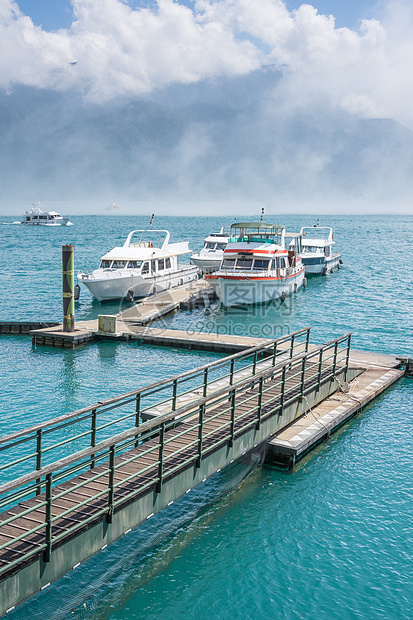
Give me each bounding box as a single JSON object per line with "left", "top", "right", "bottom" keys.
{"left": 1, "top": 1, "right": 413, "bottom": 214}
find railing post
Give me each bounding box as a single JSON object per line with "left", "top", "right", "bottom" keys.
{"left": 345, "top": 335, "right": 351, "bottom": 381}
{"left": 135, "top": 394, "right": 141, "bottom": 448}
{"left": 107, "top": 445, "right": 115, "bottom": 523}
{"left": 203, "top": 368, "right": 208, "bottom": 396}
{"left": 300, "top": 357, "right": 306, "bottom": 400}
{"left": 256, "top": 377, "right": 264, "bottom": 430}
{"left": 290, "top": 334, "right": 295, "bottom": 358}
{"left": 305, "top": 328, "right": 310, "bottom": 352}
{"left": 279, "top": 365, "right": 286, "bottom": 415}
{"left": 229, "top": 390, "right": 236, "bottom": 447}
{"left": 196, "top": 403, "right": 205, "bottom": 468}
{"left": 332, "top": 341, "right": 338, "bottom": 376}
{"left": 252, "top": 352, "right": 257, "bottom": 375}
{"left": 44, "top": 473, "right": 53, "bottom": 562}
{"left": 172, "top": 379, "right": 178, "bottom": 411}
{"left": 156, "top": 422, "right": 165, "bottom": 493}
{"left": 229, "top": 359, "right": 235, "bottom": 386}
{"left": 272, "top": 341, "right": 277, "bottom": 366}
{"left": 90, "top": 409, "right": 97, "bottom": 469}
{"left": 317, "top": 349, "right": 323, "bottom": 391}
{"left": 36, "top": 429, "right": 42, "bottom": 495}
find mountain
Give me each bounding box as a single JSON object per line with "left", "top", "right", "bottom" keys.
{"left": 0, "top": 71, "right": 413, "bottom": 207}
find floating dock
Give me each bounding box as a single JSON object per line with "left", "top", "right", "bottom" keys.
{"left": 0, "top": 328, "right": 409, "bottom": 615}
{"left": 266, "top": 350, "right": 404, "bottom": 467}
{"left": 25, "top": 279, "right": 221, "bottom": 349}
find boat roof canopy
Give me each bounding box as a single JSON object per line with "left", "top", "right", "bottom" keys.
{"left": 230, "top": 222, "right": 283, "bottom": 230}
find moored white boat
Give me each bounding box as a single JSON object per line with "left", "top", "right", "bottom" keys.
{"left": 295, "top": 226, "right": 342, "bottom": 275}
{"left": 77, "top": 229, "right": 199, "bottom": 302}
{"left": 205, "top": 222, "right": 305, "bottom": 307}
{"left": 21, "top": 203, "right": 72, "bottom": 226}
{"left": 190, "top": 227, "right": 229, "bottom": 273}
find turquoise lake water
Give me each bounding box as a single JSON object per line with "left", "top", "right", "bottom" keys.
{"left": 1, "top": 214, "right": 412, "bottom": 619}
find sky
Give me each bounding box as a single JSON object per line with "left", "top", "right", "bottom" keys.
{"left": 15, "top": 0, "right": 379, "bottom": 31}
{"left": 2, "top": 1, "right": 413, "bottom": 129}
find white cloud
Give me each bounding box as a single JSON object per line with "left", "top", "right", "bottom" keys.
{"left": 1, "top": 0, "right": 413, "bottom": 127}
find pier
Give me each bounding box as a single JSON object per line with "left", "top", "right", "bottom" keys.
{"left": 0, "top": 327, "right": 406, "bottom": 615}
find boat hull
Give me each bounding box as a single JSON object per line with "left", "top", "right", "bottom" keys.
{"left": 190, "top": 255, "right": 223, "bottom": 273}
{"left": 21, "top": 218, "right": 71, "bottom": 226}
{"left": 207, "top": 269, "right": 305, "bottom": 307}
{"left": 302, "top": 253, "right": 341, "bottom": 274}
{"left": 78, "top": 266, "right": 199, "bottom": 302}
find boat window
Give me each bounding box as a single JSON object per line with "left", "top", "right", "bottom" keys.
{"left": 158, "top": 259, "right": 165, "bottom": 270}
{"left": 270, "top": 259, "right": 276, "bottom": 269}
{"left": 112, "top": 260, "right": 127, "bottom": 269}
{"left": 253, "top": 259, "right": 270, "bottom": 270}
{"left": 325, "top": 246, "right": 330, "bottom": 257}
{"left": 236, "top": 258, "right": 253, "bottom": 270}
{"left": 205, "top": 242, "right": 216, "bottom": 249}
{"left": 276, "top": 257, "right": 287, "bottom": 269}
{"left": 165, "top": 258, "right": 171, "bottom": 269}
{"left": 100, "top": 260, "right": 112, "bottom": 269}
{"left": 39, "top": 215, "right": 47, "bottom": 219}
{"left": 216, "top": 244, "right": 226, "bottom": 251}
{"left": 141, "top": 262, "right": 149, "bottom": 274}
{"left": 222, "top": 259, "right": 235, "bottom": 268}
{"left": 127, "top": 260, "right": 142, "bottom": 269}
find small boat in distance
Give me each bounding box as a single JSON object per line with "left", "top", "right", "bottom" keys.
{"left": 21, "top": 203, "right": 72, "bottom": 226}
{"left": 294, "top": 226, "right": 342, "bottom": 275}
{"left": 106, "top": 202, "right": 120, "bottom": 211}
{"left": 190, "top": 227, "right": 229, "bottom": 273}
{"left": 77, "top": 229, "right": 199, "bottom": 302}
{"left": 205, "top": 222, "right": 305, "bottom": 307}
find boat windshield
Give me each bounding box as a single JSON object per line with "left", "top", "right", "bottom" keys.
{"left": 127, "top": 260, "right": 142, "bottom": 268}
{"left": 228, "top": 222, "right": 284, "bottom": 245}
{"left": 302, "top": 246, "right": 321, "bottom": 254}
{"left": 100, "top": 260, "right": 112, "bottom": 268}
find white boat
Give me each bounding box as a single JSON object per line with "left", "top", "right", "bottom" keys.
{"left": 190, "top": 227, "right": 229, "bottom": 273}
{"left": 294, "top": 226, "right": 342, "bottom": 275}
{"left": 21, "top": 204, "right": 72, "bottom": 226}
{"left": 106, "top": 203, "right": 119, "bottom": 211}
{"left": 205, "top": 222, "right": 305, "bottom": 307}
{"left": 77, "top": 229, "right": 199, "bottom": 302}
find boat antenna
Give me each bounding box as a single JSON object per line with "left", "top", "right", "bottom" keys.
{"left": 260, "top": 207, "right": 264, "bottom": 222}
{"left": 149, "top": 213, "right": 155, "bottom": 229}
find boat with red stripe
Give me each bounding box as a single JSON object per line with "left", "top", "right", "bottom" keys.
{"left": 205, "top": 221, "right": 305, "bottom": 307}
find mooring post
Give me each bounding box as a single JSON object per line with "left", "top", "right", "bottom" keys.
{"left": 62, "top": 244, "right": 75, "bottom": 332}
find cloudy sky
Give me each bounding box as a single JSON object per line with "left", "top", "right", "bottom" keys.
{"left": 2, "top": 0, "right": 413, "bottom": 129}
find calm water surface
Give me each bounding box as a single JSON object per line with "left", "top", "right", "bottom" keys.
{"left": 1, "top": 214, "right": 412, "bottom": 619}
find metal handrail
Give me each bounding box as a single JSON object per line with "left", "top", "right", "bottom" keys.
{"left": 0, "top": 332, "right": 349, "bottom": 498}
{"left": 0, "top": 327, "right": 310, "bottom": 446}
{"left": 0, "top": 332, "right": 351, "bottom": 578}
{"left": 0, "top": 329, "right": 311, "bottom": 482}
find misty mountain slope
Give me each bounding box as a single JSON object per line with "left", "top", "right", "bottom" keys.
{"left": 0, "top": 82, "right": 413, "bottom": 203}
